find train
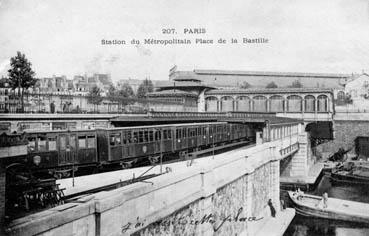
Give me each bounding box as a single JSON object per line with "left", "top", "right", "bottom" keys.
{"left": 3, "top": 121, "right": 256, "bottom": 219}
{"left": 4, "top": 122, "right": 256, "bottom": 180}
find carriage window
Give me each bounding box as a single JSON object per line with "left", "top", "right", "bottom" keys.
{"left": 149, "top": 131, "right": 154, "bottom": 142}
{"left": 138, "top": 131, "right": 144, "bottom": 143}
{"left": 115, "top": 133, "right": 121, "bottom": 145}
{"left": 70, "top": 135, "right": 76, "bottom": 149}
{"left": 48, "top": 137, "right": 57, "bottom": 151}
{"left": 144, "top": 130, "right": 149, "bottom": 142}
{"left": 163, "top": 130, "right": 168, "bottom": 139}
{"left": 126, "top": 132, "right": 131, "bottom": 144}
{"left": 78, "top": 136, "right": 86, "bottom": 148}
{"left": 60, "top": 136, "right": 66, "bottom": 150}
{"left": 183, "top": 129, "right": 187, "bottom": 138}
{"left": 87, "top": 136, "right": 95, "bottom": 148}
{"left": 27, "top": 136, "right": 36, "bottom": 152}
{"left": 110, "top": 134, "right": 115, "bottom": 146}
{"left": 37, "top": 136, "right": 47, "bottom": 152}
{"left": 155, "top": 131, "right": 161, "bottom": 141}
{"left": 168, "top": 130, "right": 172, "bottom": 139}
{"left": 133, "top": 131, "right": 138, "bottom": 143}
{"left": 122, "top": 132, "right": 127, "bottom": 144}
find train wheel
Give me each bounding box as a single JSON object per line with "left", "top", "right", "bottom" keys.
{"left": 148, "top": 156, "right": 159, "bottom": 165}
{"left": 53, "top": 172, "right": 63, "bottom": 179}
{"left": 120, "top": 160, "right": 136, "bottom": 169}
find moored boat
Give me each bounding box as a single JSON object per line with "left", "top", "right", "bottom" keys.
{"left": 330, "top": 162, "right": 369, "bottom": 185}
{"left": 288, "top": 191, "right": 369, "bottom": 224}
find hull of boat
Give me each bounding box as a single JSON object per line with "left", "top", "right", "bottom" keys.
{"left": 331, "top": 171, "right": 369, "bottom": 185}
{"left": 288, "top": 192, "right": 369, "bottom": 224}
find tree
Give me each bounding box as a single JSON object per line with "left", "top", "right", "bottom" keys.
{"left": 107, "top": 84, "right": 117, "bottom": 97}
{"left": 117, "top": 83, "right": 135, "bottom": 108}
{"left": 137, "top": 79, "right": 154, "bottom": 99}
{"left": 290, "top": 80, "right": 303, "bottom": 88}
{"left": 8, "top": 51, "right": 37, "bottom": 112}
{"left": 240, "top": 81, "right": 251, "bottom": 89}
{"left": 118, "top": 83, "right": 135, "bottom": 98}
{"left": 87, "top": 86, "right": 103, "bottom": 112}
{"left": 266, "top": 81, "right": 278, "bottom": 88}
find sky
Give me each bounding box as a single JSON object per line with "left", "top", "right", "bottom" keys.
{"left": 0, "top": 0, "right": 369, "bottom": 81}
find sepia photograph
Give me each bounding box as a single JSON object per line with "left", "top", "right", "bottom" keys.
{"left": 1, "top": 0, "right": 369, "bottom": 235}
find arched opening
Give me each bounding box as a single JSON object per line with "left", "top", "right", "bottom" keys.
{"left": 304, "top": 95, "right": 315, "bottom": 112}
{"left": 287, "top": 95, "right": 302, "bottom": 112}
{"left": 205, "top": 96, "right": 218, "bottom": 112}
{"left": 253, "top": 96, "right": 267, "bottom": 112}
{"left": 236, "top": 96, "right": 251, "bottom": 111}
{"left": 269, "top": 95, "right": 284, "bottom": 112}
{"left": 317, "top": 95, "right": 328, "bottom": 112}
{"left": 221, "top": 96, "right": 234, "bottom": 112}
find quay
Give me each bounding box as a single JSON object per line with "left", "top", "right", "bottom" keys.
{"left": 280, "top": 162, "right": 325, "bottom": 191}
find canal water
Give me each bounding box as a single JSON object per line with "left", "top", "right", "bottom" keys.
{"left": 283, "top": 174, "right": 369, "bottom": 236}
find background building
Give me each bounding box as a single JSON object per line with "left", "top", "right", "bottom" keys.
{"left": 169, "top": 69, "right": 350, "bottom": 89}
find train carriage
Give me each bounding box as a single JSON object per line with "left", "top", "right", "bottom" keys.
{"left": 24, "top": 129, "right": 98, "bottom": 176}
{"left": 3, "top": 120, "right": 258, "bottom": 220}
{"left": 97, "top": 122, "right": 236, "bottom": 165}
{"left": 5, "top": 121, "right": 255, "bottom": 178}
{"left": 97, "top": 125, "right": 176, "bottom": 164}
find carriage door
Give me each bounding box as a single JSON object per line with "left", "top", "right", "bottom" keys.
{"left": 154, "top": 130, "right": 161, "bottom": 153}
{"left": 59, "top": 134, "right": 77, "bottom": 165}
{"left": 126, "top": 131, "right": 134, "bottom": 157}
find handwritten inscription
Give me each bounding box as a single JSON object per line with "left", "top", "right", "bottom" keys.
{"left": 121, "top": 207, "right": 263, "bottom": 234}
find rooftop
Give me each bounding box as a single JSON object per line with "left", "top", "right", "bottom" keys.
{"left": 147, "top": 89, "right": 198, "bottom": 97}
{"left": 192, "top": 69, "right": 351, "bottom": 79}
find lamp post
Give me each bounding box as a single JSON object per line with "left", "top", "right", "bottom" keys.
{"left": 210, "top": 134, "right": 215, "bottom": 159}
{"left": 38, "top": 91, "right": 41, "bottom": 113}
{"left": 17, "top": 67, "right": 21, "bottom": 112}
{"left": 160, "top": 129, "right": 163, "bottom": 174}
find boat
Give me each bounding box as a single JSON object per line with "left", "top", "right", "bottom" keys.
{"left": 330, "top": 162, "right": 369, "bottom": 185}
{"left": 287, "top": 191, "right": 369, "bottom": 224}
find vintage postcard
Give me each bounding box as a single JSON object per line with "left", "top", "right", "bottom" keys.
{"left": 1, "top": 0, "right": 369, "bottom": 235}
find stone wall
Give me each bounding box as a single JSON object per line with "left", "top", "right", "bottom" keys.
{"left": 280, "top": 133, "right": 311, "bottom": 177}
{"left": 317, "top": 120, "right": 369, "bottom": 155}
{"left": 133, "top": 163, "right": 274, "bottom": 236}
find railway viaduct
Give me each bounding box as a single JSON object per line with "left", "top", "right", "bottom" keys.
{"left": 3, "top": 117, "right": 306, "bottom": 236}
